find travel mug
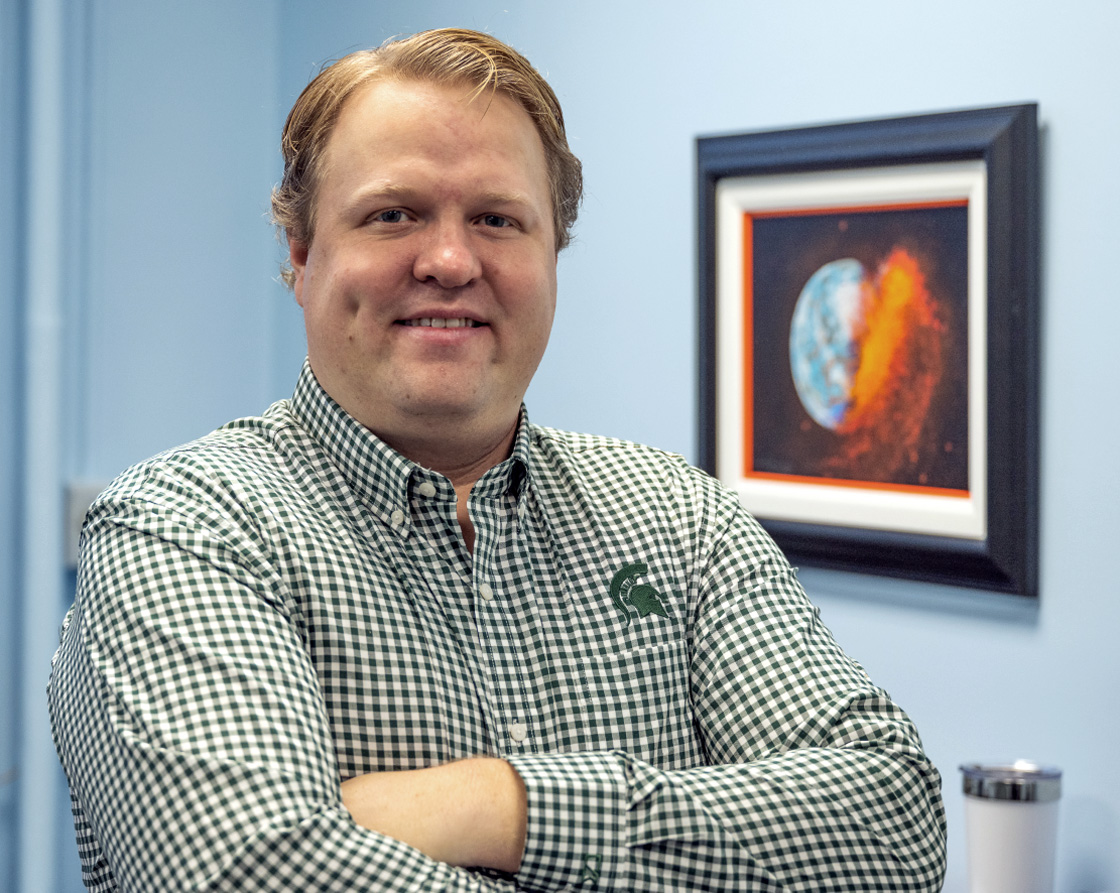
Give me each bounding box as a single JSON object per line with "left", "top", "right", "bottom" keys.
{"left": 960, "top": 761, "right": 1062, "bottom": 893}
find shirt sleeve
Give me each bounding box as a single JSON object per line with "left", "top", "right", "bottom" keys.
{"left": 47, "top": 476, "right": 518, "bottom": 893}
{"left": 507, "top": 462, "right": 947, "bottom": 892}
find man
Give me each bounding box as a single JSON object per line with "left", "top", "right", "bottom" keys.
{"left": 49, "top": 28, "right": 946, "bottom": 892}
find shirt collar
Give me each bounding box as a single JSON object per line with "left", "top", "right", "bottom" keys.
{"left": 289, "top": 360, "right": 531, "bottom": 520}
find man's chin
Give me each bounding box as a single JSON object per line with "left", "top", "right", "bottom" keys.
{"left": 389, "top": 391, "right": 515, "bottom": 432}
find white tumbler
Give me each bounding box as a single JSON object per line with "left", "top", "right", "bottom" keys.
{"left": 960, "top": 761, "right": 1062, "bottom": 893}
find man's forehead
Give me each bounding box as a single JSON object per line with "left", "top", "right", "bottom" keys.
{"left": 337, "top": 76, "right": 515, "bottom": 130}
{"left": 321, "top": 79, "right": 548, "bottom": 186}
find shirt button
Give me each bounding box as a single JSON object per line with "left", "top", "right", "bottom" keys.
{"left": 478, "top": 583, "right": 494, "bottom": 602}
{"left": 389, "top": 509, "right": 405, "bottom": 526}
{"left": 417, "top": 481, "right": 436, "bottom": 498}
{"left": 509, "top": 722, "right": 528, "bottom": 743}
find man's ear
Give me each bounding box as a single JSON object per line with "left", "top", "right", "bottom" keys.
{"left": 289, "top": 237, "right": 309, "bottom": 306}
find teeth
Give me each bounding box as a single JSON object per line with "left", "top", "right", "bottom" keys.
{"left": 404, "top": 317, "right": 478, "bottom": 328}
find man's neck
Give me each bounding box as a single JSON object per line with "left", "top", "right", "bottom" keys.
{"left": 374, "top": 415, "right": 520, "bottom": 554}
{"left": 385, "top": 420, "right": 517, "bottom": 487}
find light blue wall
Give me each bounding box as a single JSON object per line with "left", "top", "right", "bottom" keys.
{"left": 1, "top": 1, "right": 27, "bottom": 889}
{"left": 4, "top": 2, "right": 290, "bottom": 891}
{"left": 5, "top": 1, "right": 1118, "bottom": 891}
{"left": 74, "top": 2, "right": 291, "bottom": 475}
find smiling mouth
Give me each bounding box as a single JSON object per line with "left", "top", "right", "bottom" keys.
{"left": 399, "top": 317, "right": 484, "bottom": 328}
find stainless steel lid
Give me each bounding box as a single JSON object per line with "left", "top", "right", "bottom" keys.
{"left": 960, "top": 761, "right": 1062, "bottom": 803}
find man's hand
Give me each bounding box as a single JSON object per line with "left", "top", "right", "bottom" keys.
{"left": 341, "top": 757, "right": 528, "bottom": 872}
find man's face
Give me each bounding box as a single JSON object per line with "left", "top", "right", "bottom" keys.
{"left": 290, "top": 78, "right": 558, "bottom": 449}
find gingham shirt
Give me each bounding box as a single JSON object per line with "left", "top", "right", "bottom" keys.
{"left": 49, "top": 361, "right": 946, "bottom": 892}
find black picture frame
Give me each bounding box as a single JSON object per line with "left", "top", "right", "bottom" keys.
{"left": 697, "top": 104, "right": 1039, "bottom": 598}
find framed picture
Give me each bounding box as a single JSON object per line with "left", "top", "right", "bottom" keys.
{"left": 697, "top": 104, "right": 1038, "bottom": 597}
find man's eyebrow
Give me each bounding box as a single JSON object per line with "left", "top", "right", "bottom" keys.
{"left": 469, "top": 192, "right": 540, "bottom": 216}
{"left": 343, "top": 183, "right": 539, "bottom": 213}
{"left": 342, "top": 182, "right": 415, "bottom": 209}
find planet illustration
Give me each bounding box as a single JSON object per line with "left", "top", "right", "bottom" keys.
{"left": 788, "top": 258, "right": 865, "bottom": 430}
{"left": 786, "top": 247, "right": 949, "bottom": 482}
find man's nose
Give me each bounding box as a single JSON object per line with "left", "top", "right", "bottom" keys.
{"left": 412, "top": 221, "right": 482, "bottom": 288}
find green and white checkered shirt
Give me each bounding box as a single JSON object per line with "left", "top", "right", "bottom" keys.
{"left": 49, "top": 361, "right": 946, "bottom": 891}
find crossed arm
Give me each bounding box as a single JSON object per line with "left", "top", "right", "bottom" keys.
{"left": 340, "top": 757, "right": 527, "bottom": 873}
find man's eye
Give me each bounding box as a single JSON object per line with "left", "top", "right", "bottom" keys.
{"left": 481, "top": 214, "right": 512, "bottom": 228}
{"left": 373, "top": 210, "right": 407, "bottom": 224}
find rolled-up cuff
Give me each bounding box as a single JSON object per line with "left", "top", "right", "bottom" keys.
{"left": 506, "top": 752, "right": 627, "bottom": 891}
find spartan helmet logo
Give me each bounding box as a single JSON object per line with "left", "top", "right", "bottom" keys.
{"left": 608, "top": 561, "right": 669, "bottom": 627}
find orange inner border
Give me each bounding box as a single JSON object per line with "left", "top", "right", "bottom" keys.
{"left": 741, "top": 199, "right": 970, "bottom": 498}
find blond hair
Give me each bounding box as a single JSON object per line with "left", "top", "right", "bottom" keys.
{"left": 271, "top": 28, "right": 583, "bottom": 288}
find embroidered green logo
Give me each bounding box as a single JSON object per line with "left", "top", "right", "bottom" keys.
{"left": 579, "top": 854, "right": 603, "bottom": 885}
{"left": 609, "top": 561, "right": 669, "bottom": 626}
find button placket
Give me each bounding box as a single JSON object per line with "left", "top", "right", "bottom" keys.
{"left": 470, "top": 485, "right": 542, "bottom": 756}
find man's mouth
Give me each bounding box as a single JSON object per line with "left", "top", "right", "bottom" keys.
{"left": 399, "top": 317, "right": 484, "bottom": 328}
